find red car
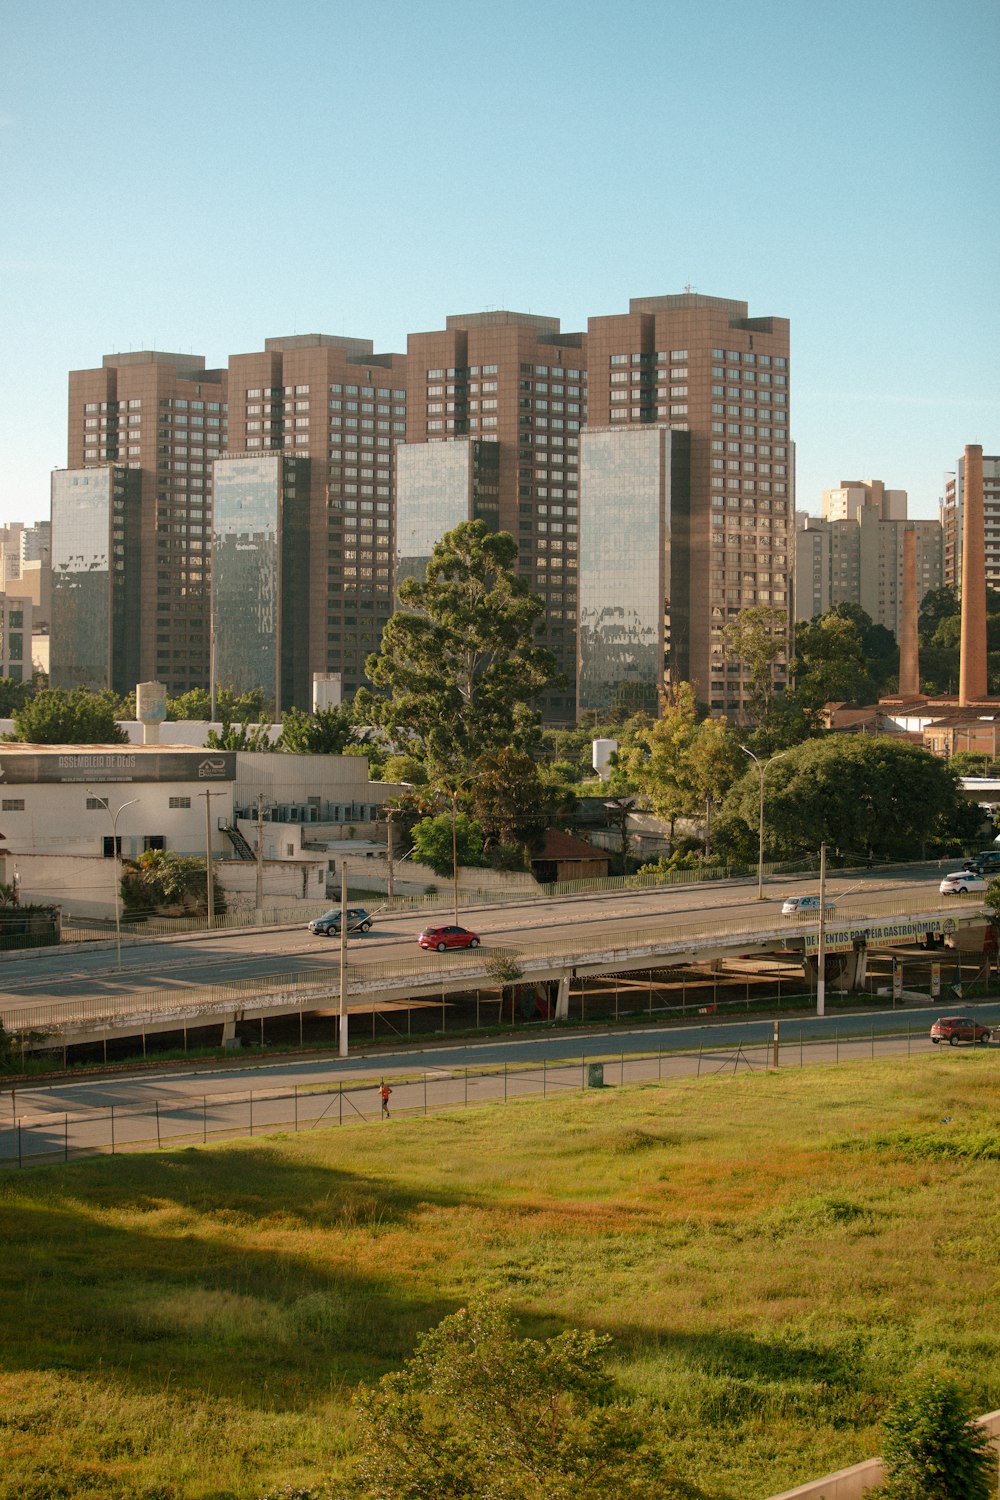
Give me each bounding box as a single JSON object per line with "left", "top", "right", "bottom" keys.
{"left": 930, "top": 1015, "right": 992, "bottom": 1046}
{"left": 418, "top": 924, "right": 481, "bottom": 953}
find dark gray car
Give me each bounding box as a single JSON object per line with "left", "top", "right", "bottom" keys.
{"left": 308, "top": 907, "right": 373, "bottom": 936}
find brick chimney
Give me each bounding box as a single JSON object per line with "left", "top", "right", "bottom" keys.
{"left": 897, "top": 526, "right": 921, "bottom": 696}
{"left": 959, "top": 444, "right": 987, "bottom": 705}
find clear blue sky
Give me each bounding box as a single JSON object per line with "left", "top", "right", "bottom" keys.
{"left": 1, "top": 0, "right": 997, "bottom": 525}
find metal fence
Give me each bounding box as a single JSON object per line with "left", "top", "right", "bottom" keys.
{"left": 0, "top": 1021, "right": 951, "bottom": 1170}
{"left": 61, "top": 855, "right": 832, "bottom": 942}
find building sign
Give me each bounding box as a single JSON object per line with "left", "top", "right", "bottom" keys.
{"left": 0, "top": 751, "right": 236, "bottom": 785}
{"left": 802, "top": 918, "right": 949, "bottom": 955}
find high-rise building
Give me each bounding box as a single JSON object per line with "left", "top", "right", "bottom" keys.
{"left": 395, "top": 437, "right": 500, "bottom": 588}
{"left": 49, "top": 465, "right": 142, "bottom": 693}
{"left": 821, "top": 479, "right": 907, "bottom": 522}
{"left": 941, "top": 453, "right": 1000, "bottom": 591}
{"left": 227, "top": 334, "right": 408, "bottom": 699}
{"left": 403, "top": 312, "right": 586, "bottom": 722}
{"left": 211, "top": 454, "right": 311, "bottom": 712}
{"left": 794, "top": 507, "right": 942, "bottom": 637}
{"left": 0, "top": 593, "right": 32, "bottom": 683}
{"left": 585, "top": 293, "right": 791, "bottom": 714}
{"left": 67, "top": 351, "right": 228, "bottom": 692}
{"left": 577, "top": 425, "right": 686, "bottom": 716}
{"left": 795, "top": 480, "right": 943, "bottom": 637}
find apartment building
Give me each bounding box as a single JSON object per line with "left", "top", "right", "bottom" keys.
{"left": 49, "top": 464, "right": 142, "bottom": 693}
{"left": 224, "top": 334, "right": 408, "bottom": 701}
{"left": 402, "top": 311, "right": 586, "bottom": 722}
{"left": 0, "top": 593, "right": 32, "bottom": 683}
{"left": 795, "top": 480, "right": 943, "bottom": 637}
{"left": 66, "top": 350, "right": 228, "bottom": 692}
{"left": 584, "top": 293, "right": 791, "bottom": 714}
{"left": 941, "top": 453, "right": 1000, "bottom": 591}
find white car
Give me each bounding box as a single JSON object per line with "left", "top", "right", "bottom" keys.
{"left": 939, "top": 871, "right": 988, "bottom": 895}
{"left": 781, "top": 894, "right": 837, "bottom": 917}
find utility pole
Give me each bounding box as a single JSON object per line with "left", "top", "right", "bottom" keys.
{"left": 201, "top": 789, "right": 226, "bottom": 930}
{"left": 338, "top": 858, "right": 349, "bottom": 1058}
{"left": 816, "top": 841, "right": 828, "bottom": 1017}
{"left": 385, "top": 804, "right": 396, "bottom": 901}
{"left": 254, "top": 793, "right": 265, "bottom": 923}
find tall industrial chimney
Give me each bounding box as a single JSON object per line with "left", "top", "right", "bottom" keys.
{"left": 959, "top": 444, "right": 987, "bottom": 705}
{"left": 897, "top": 526, "right": 920, "bottom": 697}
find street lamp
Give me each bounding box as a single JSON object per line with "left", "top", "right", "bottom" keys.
{"left": 88, "top": 791, "right": 139, "bottom": 969}
{"left": 739, "top": 746, "right": 787, "bottom": 900}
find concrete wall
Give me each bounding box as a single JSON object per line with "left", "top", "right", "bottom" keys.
{"left": 0, "top": 781, "right": 235, "bottom": 861}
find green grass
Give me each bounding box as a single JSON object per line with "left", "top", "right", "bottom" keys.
{"left": 1, "top": 1053, "right": 999, "bottom": 1498}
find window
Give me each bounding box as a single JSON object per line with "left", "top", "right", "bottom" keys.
{"left": 169, "top": 796, "right": 191, "bottom": 809}
{"left": 1, "top": 798, "right": 24, "bottom": 812}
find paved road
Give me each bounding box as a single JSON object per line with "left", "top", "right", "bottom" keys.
{"left": 4, "top": 1003, "right": 998, "bottom": 1167}
{"left": 0, "top": 860, "right": 965, "bottom": 1017}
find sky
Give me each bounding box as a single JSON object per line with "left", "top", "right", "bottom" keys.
{"left": 1, "top": 0, "right": 998, "bottom": 526}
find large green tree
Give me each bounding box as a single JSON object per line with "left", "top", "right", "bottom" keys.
{"left": 277, "top": 704, "right": 356, "bottom": 755}
{"left": 722, "top": 604, "right": 789, "bottom": 727}
{"left": 350, "top": 1299, "right": 694, "bottom": 1500}
{"left": 358, "top": 521, "right": 560, "bottom": 771}
{"left": 7, "top": 687, "right": 128, "bottom": 745}
{"left": 793, "top": 612, "right": 874, "bottom": 710}
{"left": 714, "top": 736, "right": 977, "bottom": 864}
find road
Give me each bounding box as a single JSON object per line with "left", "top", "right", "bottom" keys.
{"left": 4, "top": 1003, "right": 998, "bottom": 1167}
{"left": 0, "top": 859, "right": 965, "bottom": 1017}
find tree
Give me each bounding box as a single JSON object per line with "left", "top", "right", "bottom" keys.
{"left": 714, "top": 736, "right": 978, "bottom": 865}
{"left": 120, "top": 851, "right": 225, "bottom": 918}
{"left": 410, "top": 813, "right": 485, "bottom": 877}
{"left": 166, "top": 686, "right": 269, "bottom": 721}
{"left": 621, "top": 683, "right": 700, "bottom": 844}
{"left": 793, "top": 613, "right": 874, "bottom": 709}
{"left": 467, "top": 747, "right": 563, "bottom": 855}
{"left": 358, "top": 521, "right": 560, "bottom": 772}
{"left": 205, "top": 719, "right": 276, "bottom": 751}
{"left": 878, "top": 1372, "right": 993, "bottom": 1499}
{"left": 350, "top": 1299, "right": 696, "bottom": 1500}
{"left": 722, "top": 604, "right": 789, "bottom": 727}
{"left": 8, "top": 687, "right": 129, "bottom": 745}
{"left": 277, "top": 705, "right": 356, "bottom": 755}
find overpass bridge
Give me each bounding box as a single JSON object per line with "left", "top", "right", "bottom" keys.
{"left": 1, "top": 893, "right": 989, "bottom": 1051}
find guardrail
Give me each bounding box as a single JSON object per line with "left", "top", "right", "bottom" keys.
{"left": 1, "top": 895, "right": 982, "bottom": 1039}
{"left": 61, "top": 854, "right": 831, "bottom": 941}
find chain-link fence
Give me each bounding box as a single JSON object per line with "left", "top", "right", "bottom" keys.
{"left": 0, "top": 1019, "right": 966, "bottom": 1170}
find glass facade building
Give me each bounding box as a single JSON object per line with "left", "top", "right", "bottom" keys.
{"left": 395, "top": 438, "right": 500, "bottom": 593}
{"left": 211, "top": 455, "right": 310, "bottom": 713}
{"left": 577, "top": 426, "right": 673, "bottom": 717}
{"left": 50, "top": 466, "right": 141, "bottom": 693}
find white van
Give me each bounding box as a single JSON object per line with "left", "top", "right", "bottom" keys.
{"left": 781, "top": 894, "right": 837, "bottom": 917}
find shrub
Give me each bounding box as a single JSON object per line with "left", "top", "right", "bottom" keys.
{"left": 878, "top": 1372, "right": 993, "bottom": 1499}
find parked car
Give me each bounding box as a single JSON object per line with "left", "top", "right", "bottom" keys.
{"left": 961, "top": 850, "right": 1000, "bottom": 874}
{"left": 781, "top": 894, "right": 837, "bottom": 917}
{"left": 418, "top": 924, "right": 481, "bottom": 952}
{"left": 938, "top": 871, "right": 988, "bottom": 895}
{"left": 930, "top": 1015, "right": 992, "bottom": 1045}
{"left": 308, "top": 907, "right": 373, "bottom": 936}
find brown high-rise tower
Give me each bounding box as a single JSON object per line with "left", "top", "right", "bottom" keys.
{"left": 959, "top": 443, "right": 987, "bottom": 705}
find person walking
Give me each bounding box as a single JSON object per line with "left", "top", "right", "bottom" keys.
{"left": 379, "top": 1080, "right": 392, "bottom": 1119}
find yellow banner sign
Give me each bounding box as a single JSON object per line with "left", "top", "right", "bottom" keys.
{"left": 803, "top": 919, "right": 944, "bottom": 954}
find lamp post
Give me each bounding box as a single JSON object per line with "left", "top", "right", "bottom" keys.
{"left": 739, "top": 746, "right": 788, "bottom": 900}
{"left": 88, "top": 791, "right": 139, "bottom": 969}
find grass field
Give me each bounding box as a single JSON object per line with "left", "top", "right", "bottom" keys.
{"left": 1, "top": 1051, "right": 998, "bottom": 1499}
